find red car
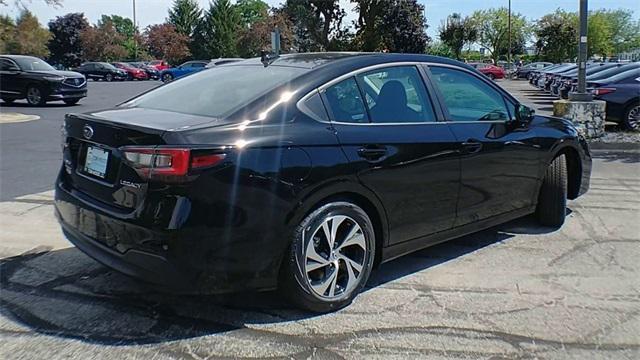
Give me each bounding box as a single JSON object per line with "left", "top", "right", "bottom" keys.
{"left": 112, "top": 62, "right": 148, "bottom": 80}
{"left": 149, "top": 60, "right": 170, "bottom": 71}
{"left": 469, "top": 63, "right": 506, "bottom": 80}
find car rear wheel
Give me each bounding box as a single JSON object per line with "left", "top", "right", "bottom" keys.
{"left": 488, "top": 73, "right": 496, "bottom": 80}
{"left": 105, "top": 74, "right": 113, "bottom": 82}
{"left": 536, "top": 155, "right": 567, "bottom": 227}
{"left": 281, "top": 201, "right": 375, "bottom": 312}
{"left": 26, "top": 86, "right": 46, "bottom": 106}
{"left": 623, "top": 104, "right": 640, "bottom": 131}
{"left": 162, "top": 73, "right": 173, "bottom": 83}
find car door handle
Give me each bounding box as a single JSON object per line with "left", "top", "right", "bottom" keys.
{"left": 461, "top": 140, "right": 483, "bottom": 154}
{"left": 357, "top": 146, "right": 387, "bottom": 161}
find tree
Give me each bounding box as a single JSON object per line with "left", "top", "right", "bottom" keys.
{"left": 351, "top": 0, "right": 385, "bottom": 51}
{"left": 535, "top": 10, "right": 577, "bottom": 63}
{"left": 281, "top": 0, "right": 347, "bottom": 51}
{"left": 598, "top": 9, "right": 640, "bottom": 54}
{"left": 439, "top": 13, "right": 477, "bottom": 60}
{"left": 469, "top": 8, "right": 529, "bottom": 64}
{"left": 426, "top": 40, "right": 453, "bottom": 58}
{"left": 10, "top": 10, "right": 51, "bottom": 58}
{"left": 237, "top": 12, "right": 294, "bottom": 57}
{"left": 80, "top": 21, "right": 128, "bottom": 61}
{"left": 99, "top": 15, "right": 141, "bottom": 59}
{"left": 144, "top": 23, "right": 190, "bottom": 64}
{"left": 48, "top": 13, "right": 89, "bottom": 67}
{"left": 234, "top": 0, "right": 269, "bottom": 28}
{"left": 587, "top": 10, "right": 613, "bottom": 58}
{"left": 196, "top": 0, "right": 241, "bottom": 58}
{"left": 0, "top": 0, "right": 61, "bottom": 5}
{"left": 0, "top": 15, "right": 16, "bottom": 53}
{"left": 380, "top": 0, "right": 429, "bottom": 53}
{"left": 167, "top": 0, "right": 202, "bottom": 37}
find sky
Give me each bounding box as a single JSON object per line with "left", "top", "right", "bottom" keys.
{"left": 1, "top": 0, "right": 639, "bottom": 40}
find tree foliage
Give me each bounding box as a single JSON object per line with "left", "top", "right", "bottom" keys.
{"left": 282, "top": 0, "right": 347, "bottom": 51}
{"left": 80, "top": 21, "right": 127, "bottom": 61}
{"left": 195, "top": 0, "right": 241, "bottom": 58}
{"left": 438, "top": 13, "right": 476, "bottom": 60}
{"left": 144, "top": 23, "right": 190, "bottom": 64}
{"left": 234, "top": 0, "right": 269, "bottom": 28}
{"left": 469, "top": 8, "right": 529, "bottom": 63}
{"left": 167, "top": 0, "right": 202, "bottom": 37}
{"left": 380, "top": 0, "right": 429, "bottom": 53}
{"left": 535, "top": 9, "right": 577, "bottom": 63}
{"left": 48, "top": 12, "right": 89, "bottom": 67}
{"left": 0, "top": 15, "right": 14, "bottom": 53}
{"left": 10, "top": 10, "right": 51, "bottom": 58}
{"left": 351, "top": 0, "right": 385, "bottom": 51}
{"left": 237, "top": 12, "right": 294, "bottom": 57}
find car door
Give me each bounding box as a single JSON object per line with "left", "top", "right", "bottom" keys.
{"left": 425, "top": 65, "right": 541, "bottom": 226}
{"left": 0, "top": 58, "right": 23, "bottom": 95}
{"left": 321, "top": 64, "right": 460, "bottom": 245}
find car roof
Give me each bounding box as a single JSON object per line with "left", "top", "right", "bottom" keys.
{"left": 0, "top": 54, "right": 41, "bottom": 60}
{"left": 228, "top": 52, "right": 473, "bottom": 71}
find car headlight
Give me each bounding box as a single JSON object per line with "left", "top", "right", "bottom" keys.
{"left": 44, "top": 76, "right": 65, "bottom": 82}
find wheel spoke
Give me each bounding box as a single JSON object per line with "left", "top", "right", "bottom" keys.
{"left": 328, "top": 216, "right": 346, "bottom": 250}
{"left": 337, "top": 225, "right": 365, "bottom": 251}
{"left": 342, "top": 257, "right": 357, "bottom": 292}
{"left": 321, "top": 220, "right": 332, "bottom": 249}
{"left": 339, "top": 254, "right": 363, "bottom": 274}
{"left": 305, "top": 234, "right": 329, "bottom": 272}
{"left": 312, "top": 267, "right": 337, "bottom": 296}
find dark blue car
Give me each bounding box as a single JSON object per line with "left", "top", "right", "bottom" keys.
{"left": 160, "top": 60, "right": 208, "bottom": 83}
{"left": 590, "top": 67, "right": 640, "bottom": 130}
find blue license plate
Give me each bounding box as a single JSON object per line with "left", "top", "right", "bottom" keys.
{"left": 84, "top": 146, "right": 109, "bottom": 178}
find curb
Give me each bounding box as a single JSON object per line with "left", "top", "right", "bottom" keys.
{"left": 0, "top": 113, "right": 40, "bottom": 124}
{"left": 588, "top": 142, "right": 640, "bottom": 151}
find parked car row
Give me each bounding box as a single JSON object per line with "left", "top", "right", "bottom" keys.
{"left": 527, "top": 62, "right": 640, "bottom": 131}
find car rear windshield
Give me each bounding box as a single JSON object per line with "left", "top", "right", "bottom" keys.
{"left": 124, "top": 65, "right": 307, "bottom": 118}
{"left": 14, "top": 57, "right": 55, "bottom": 71}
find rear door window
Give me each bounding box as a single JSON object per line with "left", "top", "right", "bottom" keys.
{"left": 356, "top": 66, "right": 436, "bottom": 123}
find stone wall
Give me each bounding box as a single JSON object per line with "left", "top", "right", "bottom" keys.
{"left": 553, "top": 100, "right": 606, "bottom": 139}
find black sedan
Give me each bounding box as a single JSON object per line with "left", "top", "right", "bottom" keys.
{"left": 590, "top": 68, "right": 640, "bottom": 130}
{"left": 55, "top": 53, "right": 592, "bottom": 312}
{"left": 0, "top": 55, "right": 87, "bottom": 105}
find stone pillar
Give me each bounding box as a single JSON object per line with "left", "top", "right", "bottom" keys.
{"left": 553, "top": 100, "right": 606, "bottom": 139}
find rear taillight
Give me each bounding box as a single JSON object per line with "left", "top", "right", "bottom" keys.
{"left": 592, "top": 88, "right": 616, "bottom": 96}
{"left": 121, "top": 147, "right": 226, "bottom": 181}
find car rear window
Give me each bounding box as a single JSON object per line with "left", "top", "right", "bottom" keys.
{"left": 124, "top": 65, "right": 306, "bottom": 118}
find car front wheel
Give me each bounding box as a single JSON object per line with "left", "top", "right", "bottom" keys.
{"left": 536, "top": 155, "right": 567, "bottom": 227}
{"left": 281, "top": 201, "right": 375, "bottom": 312}
{"left": 105, "top": 74, "right": 113, "bottom": 82}
{"left": 162, "top": 73, "right": 173, "bottom": 83}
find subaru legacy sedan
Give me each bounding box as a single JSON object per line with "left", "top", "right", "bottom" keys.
{"left": 55, "top": 53, "right": 591, "bottom": 312}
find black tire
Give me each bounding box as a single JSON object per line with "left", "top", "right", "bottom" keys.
{"left": 622, "top": 104, "right": 640, "bottom": 131}
{"left": 280, "top": 201, "right": 376, "bottom": 313}
{"left": 162, "top": 73, "right": 173, "bottom": 83}
{"left": 536, "top": 155, "right": 567, "bottom": 227}
{"left": 64, "top": 99, "right": 80, "bottom": 105}
{"left": 488, "top": 73, "right": 496, "bottom": 80}
{"left": 105, "top": 73, "right": 113, "bottom": 82}
{"left": 26, "top": 85, "right": 46, "bottom": 106}
{"left": 1, "top": 98, "right": 14, "bottom": 104}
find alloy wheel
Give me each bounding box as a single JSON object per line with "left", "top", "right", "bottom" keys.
{"left": 26, "top": 87, "right": 42, "bottom": 105}
{"left": 627, "top": 105, "right": 640, "bottom": 131}
{"left": 304, "top": 215, "right": 367, "bottom": 300}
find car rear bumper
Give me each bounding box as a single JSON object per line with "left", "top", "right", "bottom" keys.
{"left": 54, "top": 173, "right": 281, "bottom": 294}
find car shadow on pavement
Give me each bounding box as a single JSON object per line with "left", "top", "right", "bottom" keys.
{"left": 0, "top": 215, "right": 559, "bottom": 345}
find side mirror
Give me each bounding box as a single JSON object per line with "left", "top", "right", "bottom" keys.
{"left": 516, "top": 104, "right": 535, "bottom": 124}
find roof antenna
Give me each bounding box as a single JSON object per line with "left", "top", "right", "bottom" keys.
{"left": 260, "top": 50, "right": 279, "bottom": 67}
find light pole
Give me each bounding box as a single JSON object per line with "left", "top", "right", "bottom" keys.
{"left": 569, "top": 0, "right": 592, "bottom": 101}
{"left": 508, "top": 0, "right": 512, "bottom": 68}
{"left": 133, "top": 0, "right": 138, "bottom": 60}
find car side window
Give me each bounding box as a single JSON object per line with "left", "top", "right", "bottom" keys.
{"left": 429, "top": 66, "right": 510, "bottom": 122}
{"left": 0, "top": 59, "right": 15, "bottom": 71}
{"left": 323, "top": 77, "right": 369, "bottom": 123}
{"left": 192, "top": 63, "right": 205, "bottom": 68}
{"left": 356, "top": 66, "right": 436, "bottom": 123}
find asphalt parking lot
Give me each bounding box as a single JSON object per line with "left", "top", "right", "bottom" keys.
{"left": 1, "top": 80, "right": 639, "bottom": 359}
